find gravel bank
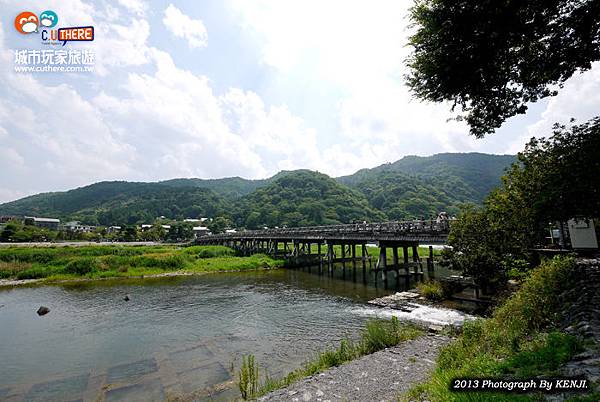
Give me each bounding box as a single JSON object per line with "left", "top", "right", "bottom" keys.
{"left": 259, "top": 334, "right": 451, "bottom": 402}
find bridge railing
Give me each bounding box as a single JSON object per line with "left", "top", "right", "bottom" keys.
{"left": 201, "top": 218, "right": 451, "bottom": 240}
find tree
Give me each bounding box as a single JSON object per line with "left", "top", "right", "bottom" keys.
{"left": 141, "top": 224, "right": 166, "bottom": 241}
{"left": 209, "top": 216, "right": 232, "bottom": 234}
{"left": 0, "top": 221, "right": 19, "bottom": 242}
{"left": 443, "top": 206, "right": 506, "bottom": 290}
{"left": 407, "top": 0, "right": 600, "bottom": 137}
{"left": 516, "top": 118, "right": 600, "bottom": 222}
{"left": 167, "top": 222, "right": 194, "bottom": 242}
{"left": 446, "top": 118, "right": 599, "bottom": 286}
{"left": 120, "top": 225, "right": 139, "bottom": 242}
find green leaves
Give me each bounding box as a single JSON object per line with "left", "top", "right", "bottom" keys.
{"left": 407, "top": 0, "right": 600, "bottom": 136}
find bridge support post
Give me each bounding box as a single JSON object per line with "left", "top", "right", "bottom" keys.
{"left": 379, "top": 246, "right": 388, "bottom": 286}
{"left": 351, "top": 244, "right": 357, "bottom": 281}
{"left": 403, "top": 245, "right": 410, "bottom": 275}
{"left": 318, "top": 242, "right": 323, "bottom": 275}
{"left": 412, "top": 245, "right": 422, "bottom": 273}
{"left": 341, "top": 243, "right": 346, "bottom": 279}
{"left": 361, "top": 244, "right": 367, "bottom": 283}
{"left": 327, "top": 243, "right": 334, "bottom": 276}
{"left": 427, "top": 245, "right": 434, "bottom": 271}
{"left": 392, "top": 246, "right": 400, "bottom": 286}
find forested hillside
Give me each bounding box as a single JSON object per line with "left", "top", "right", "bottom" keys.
{"left": 0, "top": 182, "right": 230, "bottom": 226}
{"left": 339, "top": 153, "right": 515, "bottom": 217}
{"left": 0, "top": 153, "right": 515, "bottom": 227}
{"left": 233, "top": 170, "right": 385, "bottom": 228}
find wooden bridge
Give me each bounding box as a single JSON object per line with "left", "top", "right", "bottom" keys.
{"left": 195, "top": 219, "right": 450, "bottom": 286}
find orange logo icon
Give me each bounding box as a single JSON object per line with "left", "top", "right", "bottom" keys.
{"left": 15, "top": 11, "right": 39, "bottom": 34}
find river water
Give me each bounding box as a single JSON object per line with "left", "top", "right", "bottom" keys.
{"left": 0, "top": 266, "right": 460, "bottom": 401}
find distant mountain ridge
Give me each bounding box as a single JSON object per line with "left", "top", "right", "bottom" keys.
{"left": 0, "top": 153, "right": 516, "bottom": 227}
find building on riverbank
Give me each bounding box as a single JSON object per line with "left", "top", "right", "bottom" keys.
{"left": 24, "top": 216, "right": 60, "bottom": 231}
{"left": 62, "top": 221, "right": 96, "bottom": 233}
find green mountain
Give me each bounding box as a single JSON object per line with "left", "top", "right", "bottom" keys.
{"left": 0, "top": 153, "right": 515, "bottom": 227}
{"left": 160, "top": 177, "right": 269, "bottom": 199}
{"left": 0, "top": 182, "right": 230, "bottom": 226}
{"left": 234, "top": 170, "right": 385, "bottom": 228}
{"left": 338, "top": 153, "right": 515, "bottom": 218}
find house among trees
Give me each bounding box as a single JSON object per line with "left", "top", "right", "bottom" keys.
{"left": 62, "top": 221, "right": 96, "bottom": 233}
{"left": 24, "top": 216, "right": 60, "bottom": 231}
{"left": 193, "top": 226, "right": 210, "bottom": 238}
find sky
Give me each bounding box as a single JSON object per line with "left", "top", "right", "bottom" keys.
{"left": 0, "top": 0, "right": 599, "bottom": 203}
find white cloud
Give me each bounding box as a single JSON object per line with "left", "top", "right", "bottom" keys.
{"left": 163, "top": 4, "right": 208, "bottom": 49}
{"left": 506, "top": 62, "right": 600, "bottom": 153}
{"left": 0, "top": 148, "right": 25, "bottom": 168}
{"left": 230, "top": 0, "right": 485, "bottom": 175}
{"left": 117, "top": 0, "right": 147, "bottom": 16}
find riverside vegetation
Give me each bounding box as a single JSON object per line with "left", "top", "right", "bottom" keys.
{"left": 237, "top": 317, "right": 423, "bottom": 400}
{"left": 0, "top": 245, "right": 283, "bottom": 283}
{"left": 406, "top": 256, "right": 587, "bottom": 401}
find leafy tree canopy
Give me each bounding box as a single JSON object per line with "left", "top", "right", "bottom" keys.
{"left": 407, "top": 0, "right": 600, "bottom": 137}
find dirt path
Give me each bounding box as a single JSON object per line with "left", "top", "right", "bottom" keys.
{"left": 259, "top": 334, "right": 451, "bottom": 402}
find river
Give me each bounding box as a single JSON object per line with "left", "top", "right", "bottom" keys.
{"left": 0, "top": 266, "right": 460, "bottom": 401}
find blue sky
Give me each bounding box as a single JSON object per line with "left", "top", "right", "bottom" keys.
{"left": 1, "top": 0, "right": 599, "bottom": 203}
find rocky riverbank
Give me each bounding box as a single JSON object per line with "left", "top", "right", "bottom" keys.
{"left": 550, "top": 258, "right": 600, "bottom": 399}
{"left": 259, "top": 334, "right": 451, "bottom": 402}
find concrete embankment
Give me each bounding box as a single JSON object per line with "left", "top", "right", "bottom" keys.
{"left": 259, "top": 334, "right": 451, "bottom": 402}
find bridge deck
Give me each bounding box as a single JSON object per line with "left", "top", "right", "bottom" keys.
{"left": 195, "top": 219, "right": 450, "bottom": 245}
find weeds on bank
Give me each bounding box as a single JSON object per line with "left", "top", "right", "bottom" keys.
{"left": 0, "top": 245, "right": 283, "bottom": 281}
{"left": 239, "top": 354, "right": 260, "bottom": 400}
{"left": 405, "top": 256, "right": 582, "bottom": 402}
{"left": 416, "top": 280, "right": 445, "bottom": 301}
{"left": 237, "top": 317, "right": 423, "bottom": 400}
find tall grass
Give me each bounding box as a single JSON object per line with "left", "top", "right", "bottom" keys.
{"left": 405, "top": 256, "right": 581, "bottom": 402}
{"left": 416, "top": 280, "right": 445, "bottom": 301}
{"left": 0, "top": 245, "right": 282, "bottom": 282}
{"left": 184, "top": 245, "right": 235, "bottom": 258}
{"left": 238, "top": 317, "right": 423, "bottom": 400}
{"left": 238, "top": 354, "right": 259, "bottom": 400}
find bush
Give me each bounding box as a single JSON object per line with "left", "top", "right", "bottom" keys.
{"left": 417, "top": 280, "right": 445, "bottom": 300}
{"left": 185, "top": 245, "right": 235, "bottom": 258}
{"left": 16, "top": 267, "right": 51, "bottom": 279}
{"left": 64, "top": 258, "right": 99, "bottom": 275}
{"left": 129, "top": 254, "right": 189, "bottom": 270}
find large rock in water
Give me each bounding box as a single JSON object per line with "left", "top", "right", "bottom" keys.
{"left": 36, "top": 306, "right": 50, "bottom": 316}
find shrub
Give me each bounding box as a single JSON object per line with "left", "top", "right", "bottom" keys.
{"left": 417, "top": 280, "right": 445, "bottom": 300}
{"left": 64, "top": 258, "right": 99, "bottom": 275}
{"left": 16, "top": 267, "right": 51, "bottom": 279}
{"left": 184, "top": 245, "right": 235, "bottom": 258}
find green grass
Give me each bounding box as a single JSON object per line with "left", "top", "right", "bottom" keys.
{"left": 405, "top": 256, "right": 583, "bottom": 402}
{"left": 238, "top": 317, "right": 423, "bottom": 400}
{"left": 416, "top": 280, "right": 445, "bottom": 300}
{"left": 0, "top": 245, "right": 283, "bottom": 283}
